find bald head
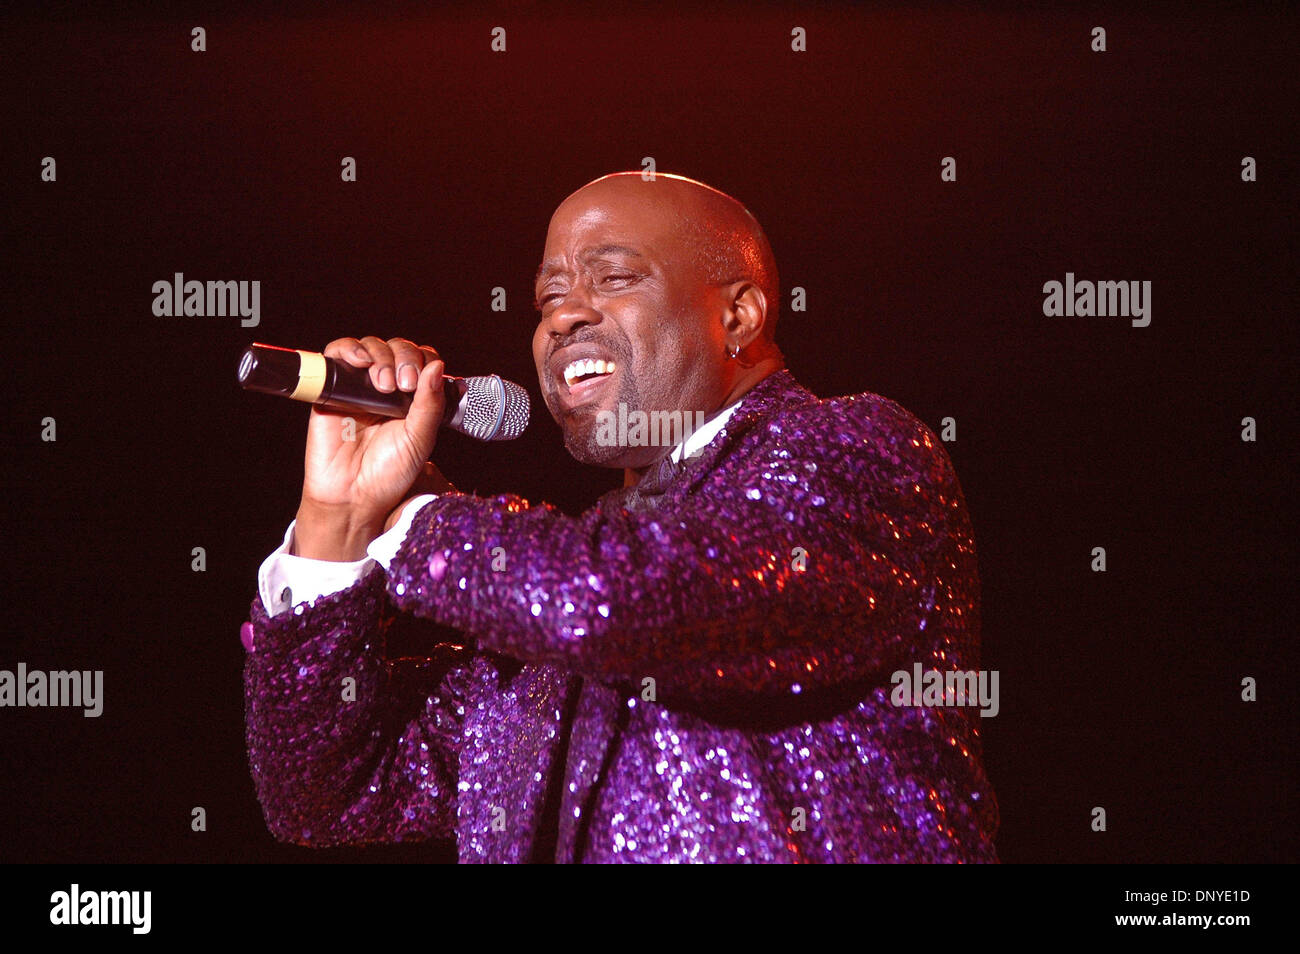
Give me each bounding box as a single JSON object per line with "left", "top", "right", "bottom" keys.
{"left": 561, "top": 173, "right": 781, "bottom": 342}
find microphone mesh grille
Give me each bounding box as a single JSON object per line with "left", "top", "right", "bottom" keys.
{"left": 461, "top": 375, "right": 531, "bottom": 441}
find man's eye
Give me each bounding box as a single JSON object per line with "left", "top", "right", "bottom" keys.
{"left": 537, "top": 274, "right": 635, "bottom": 309}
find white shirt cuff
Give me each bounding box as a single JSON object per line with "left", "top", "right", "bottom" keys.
{"left": 366, "top": 494, "right": 440, "bottom": 570}
{"left": 256, "top": 494, "right": 440, "bottom": 616}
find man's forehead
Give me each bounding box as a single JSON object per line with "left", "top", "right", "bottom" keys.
{"left": 549, "top": 187, "right": 680, "bottom": 241}
{"left": 537, "top": 194, "right": 682, "bottom": 277}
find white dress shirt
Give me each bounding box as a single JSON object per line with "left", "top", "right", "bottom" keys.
{"left": 257, "top": 398, "right": 742, "bottom": 617}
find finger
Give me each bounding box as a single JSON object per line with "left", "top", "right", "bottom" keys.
{"left": 322, "top": 336, "right": 371, "bottom": 366}
{"left": 387, "top": 337, "right": 425, "bottom": 393}
{"left": 413, "top": 345, "right": 443, "bottom": 392}
{"left": 403, "top": 359, "right": 446, "bottom": 462}
{"left": 358, "top": 335, "right": 396, "bottom": 392}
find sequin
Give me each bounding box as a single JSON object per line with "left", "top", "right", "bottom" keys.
{"left": 243, "top": 370, "right": 998, "bottom": 862}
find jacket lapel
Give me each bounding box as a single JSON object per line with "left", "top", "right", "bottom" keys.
{"left": 548, "top": 371, "right": 819, "bottom": 861}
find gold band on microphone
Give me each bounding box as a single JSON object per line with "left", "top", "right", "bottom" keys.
{"left": 290, "top": 350, "right": 328, "bottom": 402}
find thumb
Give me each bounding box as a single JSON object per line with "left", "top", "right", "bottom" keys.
{"left": 403, "top": 359, "right": 445, "bottom": 460}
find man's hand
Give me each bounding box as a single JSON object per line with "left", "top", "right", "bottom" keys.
{"left": 292, "top": 336, "right": 446, "bottom": 561}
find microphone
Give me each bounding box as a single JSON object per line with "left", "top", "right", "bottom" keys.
{"left": 236, "top": 342, "right": 530, "bottom": 441}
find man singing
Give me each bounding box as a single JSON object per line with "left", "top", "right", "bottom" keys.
{"left": 242, "top": 171, "right": 1000, "bottom": 863}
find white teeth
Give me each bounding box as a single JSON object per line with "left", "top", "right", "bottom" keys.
{"left": 562, "top": 358, "right": 618, "bottom": 388}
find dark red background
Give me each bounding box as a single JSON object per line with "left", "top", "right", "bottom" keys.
{"left": 3, "top": 1, "right": 1295, "bottom": 863}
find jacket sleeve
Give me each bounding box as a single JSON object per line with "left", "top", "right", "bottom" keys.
{"left": 384, "top": 396, "right": 972, "bottom": 700}
{"left": 242, "top": 565, "right": 466, "bottom": 846}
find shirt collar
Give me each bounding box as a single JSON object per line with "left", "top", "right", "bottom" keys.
{"left": 670, "top": 398, "right": 744, "bottom": 464}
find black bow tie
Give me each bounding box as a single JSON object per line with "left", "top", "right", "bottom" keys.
{"left": 620, "top": 454, "right": 685, "bottom": 513}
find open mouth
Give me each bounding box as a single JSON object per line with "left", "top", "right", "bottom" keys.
{"left": 549, "top": 344, "right": 621, "bottom": 411}
{"left": 562, "top": 357, "right": 618, "bottom": 391}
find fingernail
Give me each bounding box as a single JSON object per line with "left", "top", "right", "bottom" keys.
{"left": 378, "top": 367, "right": 396, "bottom": 391}
{"left": 398, "top": 364, "right": 417, "bottom": 390}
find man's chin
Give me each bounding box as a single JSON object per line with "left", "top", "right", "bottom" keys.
{"left": 561, "top": 415, "right": 627, "bottom": 467}
{"left": 548, "top": 390, "right": 656, "bottom": 468}
{"left": 556, "top": 406, "right": 652, "bottom": 468}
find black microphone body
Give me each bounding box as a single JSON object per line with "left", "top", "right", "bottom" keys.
{"left": 236, "top": 343, "right": 530, "bottom": 441}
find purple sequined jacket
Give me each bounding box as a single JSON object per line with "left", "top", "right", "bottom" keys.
{"left": 243, "top": 369, "right": 999, "bottom": 862}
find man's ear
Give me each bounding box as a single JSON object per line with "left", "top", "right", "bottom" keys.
{"left": 718, "top": 280, "right": 769, "bottom": 347}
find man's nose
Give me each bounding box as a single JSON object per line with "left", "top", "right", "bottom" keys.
{"left": 544, "top": 288, "right": 602, "bottom": 339}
